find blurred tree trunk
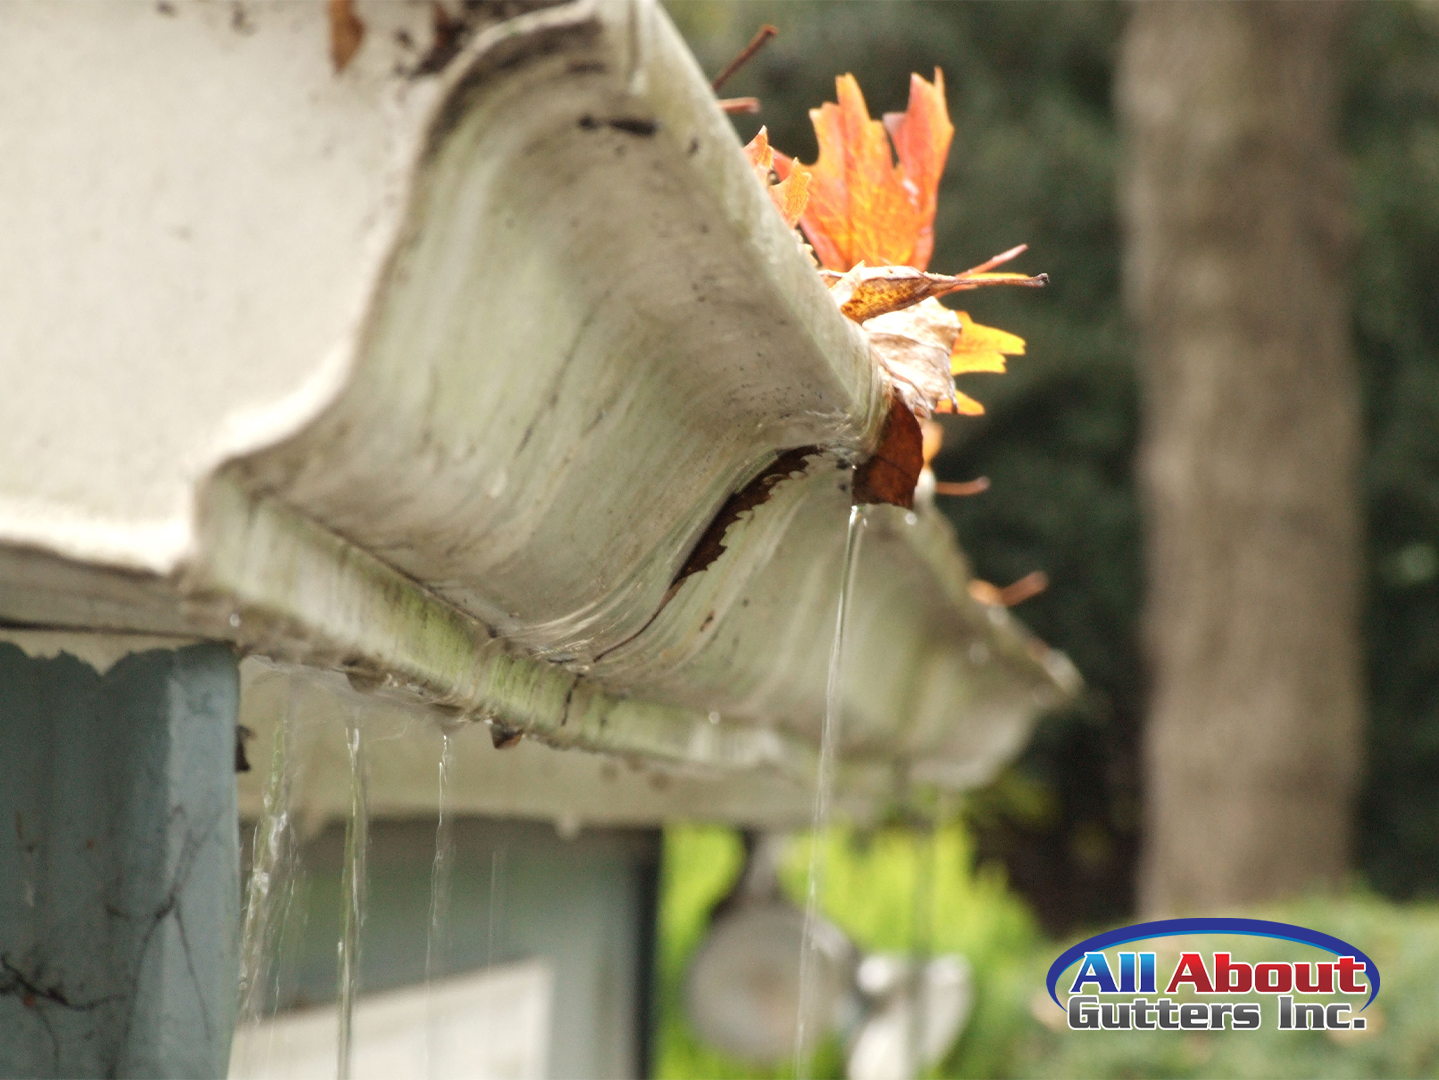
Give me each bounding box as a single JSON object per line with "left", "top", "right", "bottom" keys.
{"left": 1118, "top": 2, "right": 1362, "bottom": 914}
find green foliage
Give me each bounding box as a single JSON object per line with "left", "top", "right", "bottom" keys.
{"left": 1346, "top": 3, "right": 1439, "bottom": 899}
{"left": 654, "top": 824, "right": 1044, "bottom": 1080}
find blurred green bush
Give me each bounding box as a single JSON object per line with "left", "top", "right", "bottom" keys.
{"left": 654, "top": 824, "right": 1043, "bottom": 1079}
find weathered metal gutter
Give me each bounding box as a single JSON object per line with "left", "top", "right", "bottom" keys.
{"left": 0, "top": 0, "right": 1075, "bottom": 821}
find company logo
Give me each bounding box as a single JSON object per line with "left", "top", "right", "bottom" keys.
{"left": 1046, "top": 918, "right": 1379, "bottom": 1033}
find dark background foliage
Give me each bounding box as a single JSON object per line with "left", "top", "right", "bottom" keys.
{"left": 669, "top": 0, "right": 1439, "bottom": 927}
{"left": 1348, "top": 4, "right": 1439, "bottom": 900}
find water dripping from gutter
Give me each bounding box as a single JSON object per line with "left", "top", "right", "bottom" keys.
{"left": 793, "top": 500, "right": 867, "bottom": 1078}
{"left": 424, "top": 733, "right": 456, "bottom": 1080}
{"left": 336, "top": 718, "right": 370, "bottom": 1080}
{"left": 234, "top": 683, "right": 304, "bottom": 1078}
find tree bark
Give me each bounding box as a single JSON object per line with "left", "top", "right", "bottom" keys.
{"left": 1118, "top": 2, "right": 1363, "bottom": 914}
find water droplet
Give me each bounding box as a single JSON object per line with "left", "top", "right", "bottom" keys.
{"left": 708, "top": 711, "right": 721, "bottom": 724}
{"left": 485, "top": 467, "right": 508, "bottom": 499}
{"left": 229, "top": 612, "right": 241, "bottom": 629}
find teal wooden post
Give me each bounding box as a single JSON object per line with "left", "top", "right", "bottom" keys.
{"left": 0, "top": 640, "right": 241, "bottom": 1078}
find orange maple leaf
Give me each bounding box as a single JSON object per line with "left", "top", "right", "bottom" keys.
{"left": 776, "top": 70, "right": 952, "bottom": 272}
{"left": 736, "top": 69, "right": 1043, "bottom": 471}
{"left": 743, "top": 127, "right": 810, "bottom": 229}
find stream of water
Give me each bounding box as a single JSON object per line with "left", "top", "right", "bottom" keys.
{"left": 237, "top": 694, "right": 293, "bottom": 1026}
{"left": 424, "top": 733, "right": 456, "bottom": 1079}
{"left": 234, "top": 682, "right": 306, "bottom": 1077}
{"left": 336, "top": 719, "right": 369, "bottom": 1080}
{"left": 793, "top": 501, "right": 867, "bottom": 1077}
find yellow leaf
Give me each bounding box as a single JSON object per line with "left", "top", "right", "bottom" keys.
{"left": 935, "top": 391, "right": 986, "bottom": 417}
{"left": 951, "top": 311, "right": 1026, "bottom": 376}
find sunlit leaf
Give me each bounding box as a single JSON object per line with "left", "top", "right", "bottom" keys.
{"left": 935, "top": 389, "right": 987, "bottom": 417}
{"left": 779, "top": 72, "right": 950, "bottom": 271}
{"left": 951, "top": 312, "right": 1027, "bottom": 376}
{"left": 750, "top": 71, "right": 1046, "bottom": 503}
{"left": 882, "top": 71, "right": 954, "bottom": 271}
{"left": 743, "top": 127, "right": 810, "bottom": 229}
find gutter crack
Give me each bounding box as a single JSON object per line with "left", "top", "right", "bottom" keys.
{"left": 592, "top": 447, "right": 823, "bottom": 662}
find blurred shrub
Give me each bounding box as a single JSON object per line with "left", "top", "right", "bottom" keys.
{"left": 654, "top": 824, "right": 1043, "bottom": 1080}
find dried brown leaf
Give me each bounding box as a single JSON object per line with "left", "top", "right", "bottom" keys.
{"left": 864, "top": 298, "right": 960, "bottom": 418}
{"left": 853, "top": 395, "right": 923, "bottom": 509}
{"left": 824, "top": 263, "right": 1046, "bottom": 324}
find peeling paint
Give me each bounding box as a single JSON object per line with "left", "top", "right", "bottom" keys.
{"left": 0, "top": 631, "right": 200, "bottom": 676}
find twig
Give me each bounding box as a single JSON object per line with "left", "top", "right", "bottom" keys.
{"left": 934, "top": 478, "right": 990, "bottom": 497}
{"left": 712, "top": 25, "right": 777, "bottom": 92}
{"left": 968, "top": 570, "right": 1049, "bottom": 608}
{"left": 963, "top": 244, "right": 1028, "bottom": 276}
{"left": 949, "top": 272, "right": 1048, "bottom": 290}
